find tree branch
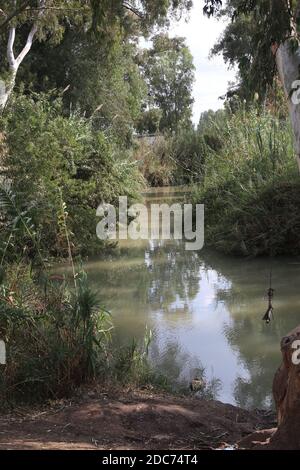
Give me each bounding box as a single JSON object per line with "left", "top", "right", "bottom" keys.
{"left": 31, "top": 7, "right": 81, "bottom": 12}
{"left": 15, "top": 23, "right": 38, "bottom": 68}
{"left": 8, "top": 0, "right": 46, "bottom": 72}
{"left": 0, "top": 0, "right": 31, "bottom": 31}
{"left": 122, "top": 2, "right": 144, "bottom": 19}
{"left": 7, "top": 26, "right": 16, "bottom": 69}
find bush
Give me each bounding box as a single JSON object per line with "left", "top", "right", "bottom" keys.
{"left": 0, "top": 92, "right": 143, "bottom": 259}
{"left": 193, "top": 103, "right": 299, "bottom": 256}
{"left": 170, "top": 128, "right": 207, "bottom": 185}
{"left": 0, "top": 267, "right": 112, "bottom": 404}
{"left": 134, "top": 128, "right": 207, "bottom": 187}
{"left": 133, "top": 135, "right": 175, "bottom": 187}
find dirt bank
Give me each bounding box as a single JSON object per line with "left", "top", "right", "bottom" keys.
{"left": 0, "top": 389, "right": 275, "bottom": 450}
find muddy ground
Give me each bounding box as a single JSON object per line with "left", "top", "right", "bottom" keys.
{"left": 0, "top": 389, "right": 276, "bottom": 450}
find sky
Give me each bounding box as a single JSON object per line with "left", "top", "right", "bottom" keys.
{"left": 168, "top": 1, "right": 237, "bottom": 124}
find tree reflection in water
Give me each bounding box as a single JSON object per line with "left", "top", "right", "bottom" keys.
{"left": 202, "top": 251, "right": 300, "bottom": 409}
{"left": 80, "top": 188, "right": 300, "bottom": 409}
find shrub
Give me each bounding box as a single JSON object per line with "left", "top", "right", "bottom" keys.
{"left": 0, "top": 267, "right": 112, "bottom": 404}
{"left": 134, "top": 128, "right": 207, "bottom": 187}
{"left": 170, "top": 128, "right": 207, "bottom": 185}
{"left": 133, "top": 135, "right": 175, "bottom": 187}
{"left": 0, "top": 92, "right": 142, "bottom": 259}
{"left": 193, "top": 103, "right": 299, "bottom": 256}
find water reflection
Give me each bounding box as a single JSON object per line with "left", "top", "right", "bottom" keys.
{"left": 203, "top": 252, "right": 300, "bottom": 408}
{"left": 82, "top": 188, "right": 300, "bottom": 409}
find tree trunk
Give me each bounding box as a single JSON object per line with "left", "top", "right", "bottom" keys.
{"left": 0, "top": 11, "right": 40, "bottom": 113}
{"left": 237, "top": 325, "right": 300, "bottom": 449}
{"left": 0, "top": 72, "right": 16, "bottom": 110}
{"left": 268, "top": 324, "right": 300, "bottom": 449}
{"left": 276, "top": 41, "right": 300, "bottom": 172}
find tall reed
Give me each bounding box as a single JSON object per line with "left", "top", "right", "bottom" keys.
{"left": 194, "top": 104, "right": 299, "bottom": 256}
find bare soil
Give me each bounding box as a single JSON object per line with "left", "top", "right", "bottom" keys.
{"left": 0, "top": 389, "right": 275, "bottom": 450}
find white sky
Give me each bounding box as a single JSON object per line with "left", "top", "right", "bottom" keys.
{"left": 168, "top": 1, "right": 237, "bottom": 124}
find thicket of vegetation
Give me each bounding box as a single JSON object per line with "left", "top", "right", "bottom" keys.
{"left": 134, "top": 128, "right": 207, "bottom": 186}
{"left": 0, "top": 93, "right": 142, "bottom": 260}
{"left": 0, "top": 0, "right": 197, "bottom": 406}
{"left": 2, "top": 0, "right": 300, "bottom": 407}
{"left": 0, "top": 262, "right": 169, "bottom": 405}
{"left": 193, "top": 100, "right": 300, "bottom": 256}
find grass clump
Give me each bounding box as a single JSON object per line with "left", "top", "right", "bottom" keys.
{"left": 134, "top": 129, "right": 206, "bottom": 187}
{"left": 0, "top": 264, "right": 169, "bottom": 406}
{"left": 133, "top": 136, "right": 175, "bottom": 187}
{"left": 0, "top": 182, "right": 168, "bottom": 407}
{"left": 0, "top": 266, "right": 112, "bottom": 405}
{"left": 110, "top": 329, "right": 170, "bottom": 391}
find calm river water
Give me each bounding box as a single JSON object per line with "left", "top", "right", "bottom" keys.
{"left": 81, "top": 187, "right": 300, "bottom": 409}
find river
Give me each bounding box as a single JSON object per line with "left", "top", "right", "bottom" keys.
{"left": 81, "top": 187, "right": 300, "bottom": 409}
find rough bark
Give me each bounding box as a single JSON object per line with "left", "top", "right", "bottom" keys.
{"left": 238, "top": 325, "right": 300, "bottom": 449}
{"left": 276, "top": 41, "right": 300, "bottom": 172}
{"left": 267, "top": 324, "right": 300, "bottom": 449}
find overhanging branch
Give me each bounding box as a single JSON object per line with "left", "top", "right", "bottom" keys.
{"left": 7, "top": 27, "right": 16, "bottom": 68}
{"left": 122, "top": 2, "right": 144, "bottom": 19}
{"left": 0, "top": 0, "right": 31, "bottom": 31}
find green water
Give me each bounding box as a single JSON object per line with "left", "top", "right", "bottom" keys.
{"left": 82, "top": 187, "right": 300, "bottom": 409}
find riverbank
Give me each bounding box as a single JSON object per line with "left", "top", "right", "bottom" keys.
{"left": 192, "top": 105, "right": 300, "bottom": 257}
{"left": 0, "top": 387, "right": 275, "bottom": 450}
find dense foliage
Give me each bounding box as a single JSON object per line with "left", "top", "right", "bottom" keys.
{"left": 139, "top": 33, "right": 195, "bottom": 133}
{"left": 193, "top": 102, "right": 300, "bottom": 256}
{"left": 0, "top": 0, "right": 198, "bottom": 407}
{"left": 0, "top": 92, "right": 142, "bottom": 260}
{"left": 205, "top": 1, "right": 300, "bottom": 102}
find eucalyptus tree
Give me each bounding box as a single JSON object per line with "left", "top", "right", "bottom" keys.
{"left": 0, "top": 0, "right": 70, "bottom": 108}
{"left": 21, "top": 31, "right": 148, "bottom": 145}
{"left": 210, "top": 2, "right": 270, "bottom": 101}
{"left": 140, "top": 33, "right": 195, "bottom": 133}
{"left": 204, "top": 0, "right": 300, "bottom": 170}
{"left": 0, "top": 0, "right": 192, "bottom": 111}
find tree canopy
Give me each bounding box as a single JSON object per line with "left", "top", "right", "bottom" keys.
{"left": 0, "top": 1, "right": 193, "bottom": 109}
{"left": 204, "top": 1, "right": 298, "bottom": 99}
{"left": 139, "top": 33, "right": 195, "bottom": 133}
